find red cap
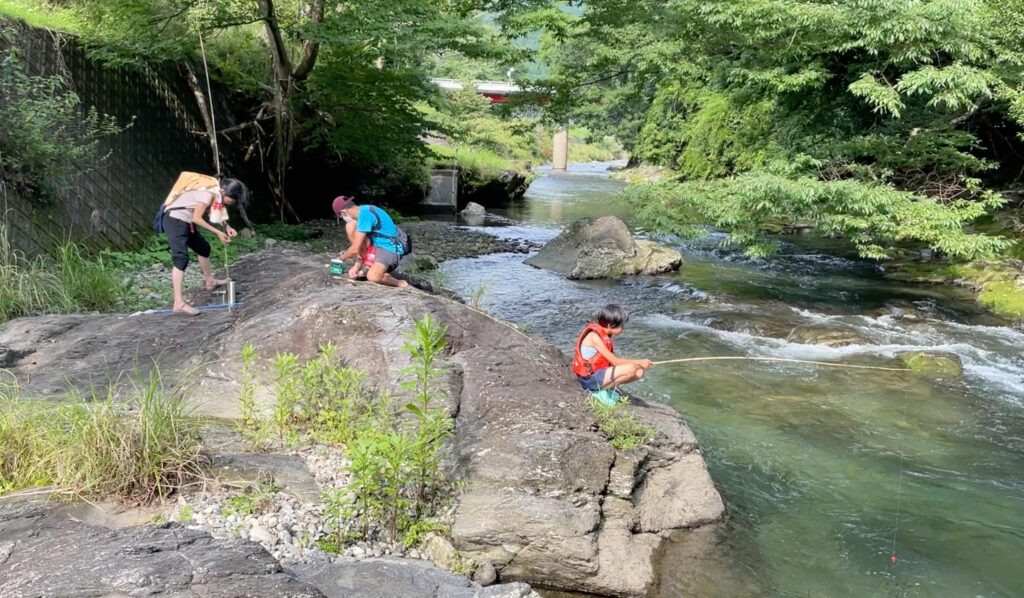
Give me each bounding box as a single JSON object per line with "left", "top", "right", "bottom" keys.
{"left": 332, "top": 195, "right": 355, "bottom": 215}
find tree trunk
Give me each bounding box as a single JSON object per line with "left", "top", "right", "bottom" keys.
{"left": 182, "top": 62, "right": 219, "bottom": 172}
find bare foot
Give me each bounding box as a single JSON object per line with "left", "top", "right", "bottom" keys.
{"left": 173, "top": 303, "right": 201, "bottom": 316}
{"left": 205, "top": 278, "right": 228, "bottom": 291}
{"left": 396, "top": 279, "right": 409, "bottom": 288}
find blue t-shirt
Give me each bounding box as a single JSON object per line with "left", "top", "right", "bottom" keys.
{"left": 355, "top": 205, "right": 400, "bottom": 254}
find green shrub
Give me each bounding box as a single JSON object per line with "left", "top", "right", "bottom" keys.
{"left": 0, "top": 226, "right": 124, "bottom": 323}
{"left": 0, "top": 368, "right": 205, "bottom": 502}
{"left": 625, "top": 173, "right": 1009, "bottom": 260}
{"left": 237, "top": 317, "right": 455, "bottom": 546}
{"left": 588, "top": 397, "right": 654, "bottom": 451}
{"left": 0, "top": 45, "right": 125, "bottom": 199}
{"left": 323, "top": 315, "right": 454, "bottom": 545}
{"left": 263, "top": 343, "right": 375, "bottom": 447}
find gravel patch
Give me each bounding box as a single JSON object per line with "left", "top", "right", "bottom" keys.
{"left": 166, "top": 444, "right": 428, "bottom": 566}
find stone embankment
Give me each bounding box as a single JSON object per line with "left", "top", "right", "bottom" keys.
{"left": 0, "top": 247, "right": 724, "bottom": 597}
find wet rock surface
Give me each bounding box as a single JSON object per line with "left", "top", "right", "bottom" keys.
{"left": 525, "top": 216, "right": 683, "bottom": 279}
{"left": 898, "top": 351, "right": 965, "bottom": 377}
{"left": 0, "top": 250, "right": 723, "bottom": 597}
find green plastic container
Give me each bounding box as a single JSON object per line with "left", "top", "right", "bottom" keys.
{"left": 329, "top": 259, "right": 345, "bottom": 276}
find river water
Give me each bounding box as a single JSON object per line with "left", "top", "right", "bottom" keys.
{"left": 439, "top": 163, "right": 1024, "bottom": 597}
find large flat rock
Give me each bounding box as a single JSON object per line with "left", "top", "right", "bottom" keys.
{"left": 0, "top": 250, "right": 723, "bottom": 597}
{"left": 0, "top": 505, "right": 323, "bottom": 597}
{"left": 293, "top": 558, "right": 538, "bottom": 598}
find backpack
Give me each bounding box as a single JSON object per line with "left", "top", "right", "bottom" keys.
{"left": 369, "top": 206, "right": 413, "bottom": 256}
{"left": 155, "top": 172, "right": 221, "bottom": 234}
{"left": 153, "top": 204, "right": 168, "bottom": 234}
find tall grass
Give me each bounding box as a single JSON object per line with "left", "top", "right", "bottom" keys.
{"left": 0, "top": 369, "right": 205, "bottom": 502}
{"left": 0, "top": 0, "right": 79, "bottom": 32}
{"left": 430, "top": 144, "right": 516, "bottom": 175}
{"left": 0, "top": 225, "right": 123, "bottom": 323}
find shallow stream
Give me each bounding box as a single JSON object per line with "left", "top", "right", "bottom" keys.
{"left": 440, "top": 163, "right": 1024, "bottom": 597}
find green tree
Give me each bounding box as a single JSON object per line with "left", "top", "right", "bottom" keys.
{"left": 41, "top": 0, "right": 528, "bottom": 215}
{"left": 536, "top": 0, "right": 1024, "bottom": 258}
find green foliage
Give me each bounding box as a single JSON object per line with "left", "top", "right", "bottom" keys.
{"left": 625, "top": 174, "right": 1009, "bottom": 260}
{"left": 0, "top": 226, "right": 125, "bottom": 323}
{"left": 240, "top": 341, "right": 396, "bottom": 448}
{"left": 540, "top": 0, "right": 1024, "bottom": 257}
{"left": 468, "top": 282, "right": 491, "bottom": 309}
{"left": 587, "top": 396, "right": 653, "bottom": 451}
{"left": 221, "top": 482, "right": 280, "bottom": 517}
{"left": 0, "top": 47, "right": 125, "bottom": 198}
{"left": 176, "top": 504, "right": 194, "bottom": 523}
{"left": 321, "top": 315, "right": 454, "bottom": 546}
{"left": 0, "top": 368, "right": 204, "bottom": 501}
{"left": 0, "top": 0, "right": 77, "bottom": 31}
{"left": 237, "top": 344, "right": 270, "bottom": 449}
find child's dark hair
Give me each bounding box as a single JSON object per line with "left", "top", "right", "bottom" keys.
{"left": 218, "top": 176, "right": 251, "bottom": 208}
{"left": 597, "top": 304, "right": 629, "bottom": 328}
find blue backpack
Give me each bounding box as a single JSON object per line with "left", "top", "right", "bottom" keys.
{"left": 153, "top": 205, "right": 191, "bottom": 234}
{"left": 369, "top": 206, "right": 412, "bottom": 256}
{"left": 153, "top": 204, "right": 168, "bottom": 234}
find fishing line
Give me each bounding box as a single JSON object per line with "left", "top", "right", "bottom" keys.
{"left": 890, "top": 387, "right": 909, "bottom": 566}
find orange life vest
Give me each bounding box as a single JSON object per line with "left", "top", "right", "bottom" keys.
{"left": 572, "top": 323, "right": 614, "bottom": 378}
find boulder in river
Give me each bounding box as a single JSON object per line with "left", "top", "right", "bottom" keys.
{"left": 524, "top": 216, "right": 683, "bottom": 279}
{"left": 786, "top": 326, "right": 870, "bottom": 348}
{"left": 899, "top": 352, "right": 964, "bottom": 377}
{"left": 461, "top": 202, "right": 487, "bottom": 216}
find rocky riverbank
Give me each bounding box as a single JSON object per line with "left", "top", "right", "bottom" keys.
{"left": 0, "top": 249, "right": 724, "bottom": 597}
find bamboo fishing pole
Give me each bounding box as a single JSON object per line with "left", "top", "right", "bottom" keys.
{"left": 651, "top": 356, "right": 908, "bottom": 372}
{"left": 199, "top": 30, "right": 233, "bottom": 310}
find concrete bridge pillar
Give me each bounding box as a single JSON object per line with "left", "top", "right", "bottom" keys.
{"left": 553, "top": 127, "right": 569, "bottom": 172}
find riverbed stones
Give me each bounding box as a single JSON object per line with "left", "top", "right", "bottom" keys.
{"left": 420, "top": 532, "right": 460, "bottom": 571}
{"left": 473, "top": 560, "right": 499, "bottom": 586}
{"left": 525, "top": 216, "right": 682, "bottom": 279}
{"left": 0, "top": 250, "right": 723, "bottom": 598}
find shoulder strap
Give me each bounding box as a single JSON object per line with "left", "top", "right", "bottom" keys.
{"left": 367, "top": 206, "right": 400, "bottom": 242}
{"left": 368, "top": 206, "right": 384, "bottom": 232}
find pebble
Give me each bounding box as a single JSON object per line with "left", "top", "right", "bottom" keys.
{"left": 250, "top": 525, "right": 277, "bottom": 546}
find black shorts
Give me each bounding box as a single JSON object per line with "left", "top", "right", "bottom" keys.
{"left": 163, "top": 215, "right": 211, "bottom": 271}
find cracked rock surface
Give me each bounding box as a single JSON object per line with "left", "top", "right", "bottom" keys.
{"left": 0, "top": 250, "right": 722, "bottom": 597}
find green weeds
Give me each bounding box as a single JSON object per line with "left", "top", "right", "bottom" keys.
{"left": 220, "top": 482, "right": 280, "bottom": 517}
{"left": 588, "top": 396, "right": 654, "bottom": 451}
{"left": 0, "top": 226, "right": 125, "bottom": 323}
{"left": 0, "top": 368, "right": 205, "bottom": 502}
{"left": 239, "top": 315, "right": 455, "bottom": 547}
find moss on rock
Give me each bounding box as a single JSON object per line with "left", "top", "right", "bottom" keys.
{"left": 882, "top": 258, "right": 1024, "bottom": 321}
{"left": 899, "top": 352, "right": 964, "bottom": 378}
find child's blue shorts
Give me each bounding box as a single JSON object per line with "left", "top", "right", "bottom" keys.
{"left": 578, "top": 368, "right": 609, "bottom": 391}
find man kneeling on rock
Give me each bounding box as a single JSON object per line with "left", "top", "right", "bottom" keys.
{"left": 333, "top": 196, "right": 408, "bottom": 288}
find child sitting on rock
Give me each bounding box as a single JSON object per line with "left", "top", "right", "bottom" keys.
{"left": 572, "top": 304, "right": 653, "bottom": 405}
